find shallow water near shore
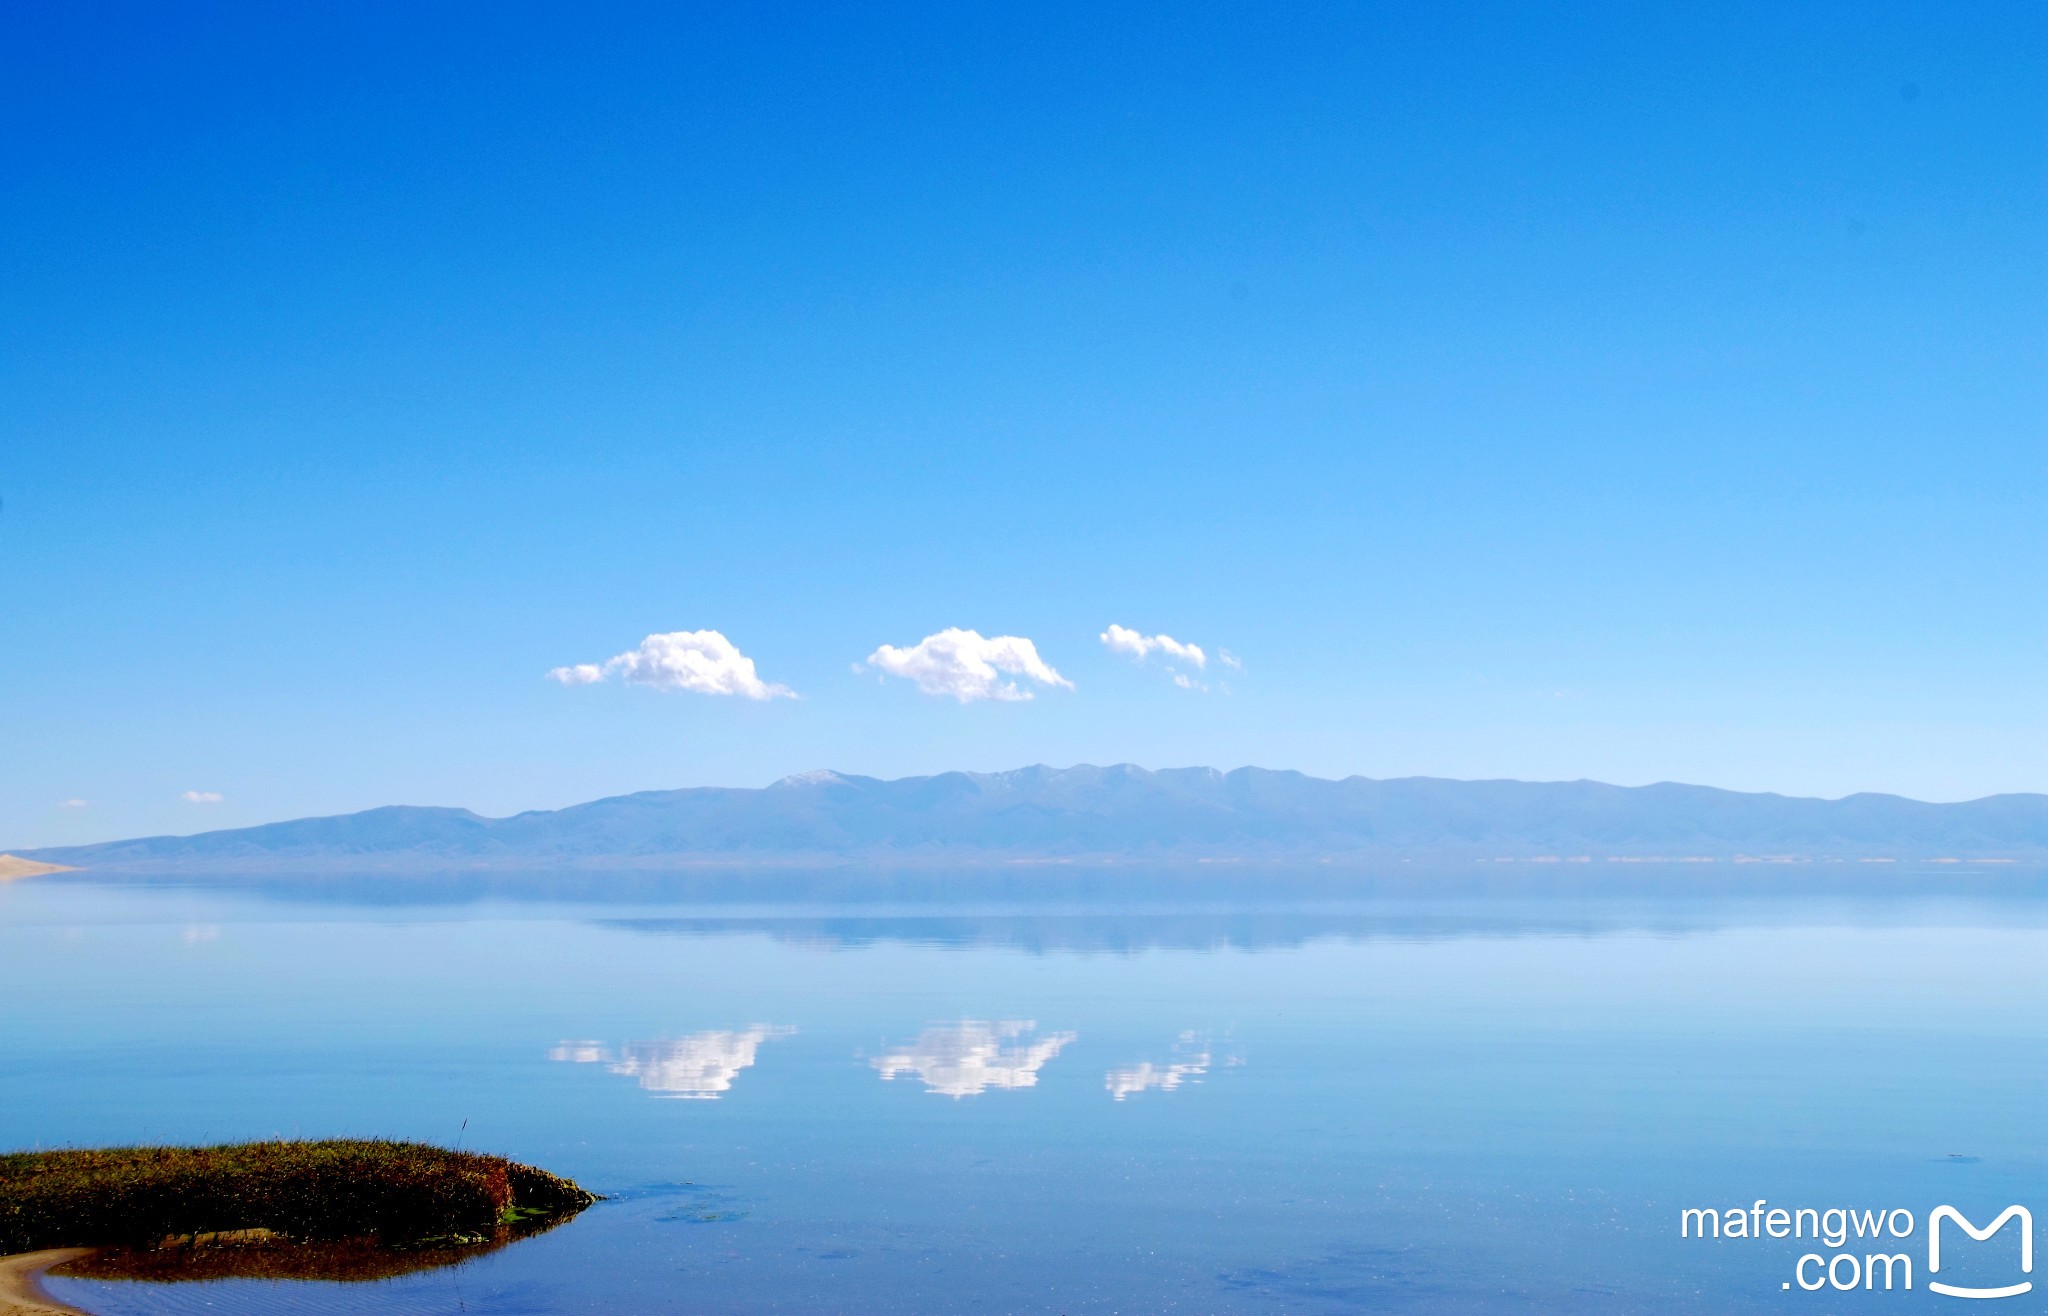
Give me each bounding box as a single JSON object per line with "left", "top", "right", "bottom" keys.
{"left": 3, "top": 872, "right": 2043, "bottom": 1313}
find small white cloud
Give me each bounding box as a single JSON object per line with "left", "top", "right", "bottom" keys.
{"left": 1218, "top": 648, "right": 1244, "bottom": 672}
{"left": 547, "top": 630, "right": 794, "bottom": 700}
{"left": 58, "top": 798, "right": 88, "bottom": 809}
{"left": 1101, "top": 623, "right": 1206, "bottom": 668}
{"left": 181, "top": 791, "right": 224, "bottom": 804}
{"left": 1103, "top": 624, "right": 1216, "bottom": 690}
{"left": 864, "top": 628, "right": 1072, "bottom": 703}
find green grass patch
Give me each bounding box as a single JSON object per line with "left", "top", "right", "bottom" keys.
{"left": 0, "top": 1139, "right": 595, "bottom": 1253}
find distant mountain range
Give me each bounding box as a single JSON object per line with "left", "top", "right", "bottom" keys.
{"left": 17, "top": 766, "right": 2048, "bottom": 874}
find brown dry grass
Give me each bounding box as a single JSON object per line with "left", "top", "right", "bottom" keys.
{"left": 0, "top": 1141, "right": 593, "bottom": 1254}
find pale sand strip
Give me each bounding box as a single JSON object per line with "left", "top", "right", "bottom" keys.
{"left": 0, "top": 857, "right": 75, "bottom": 882}
{"left": 0, "top": 1251, "right": 93, "bottom": 1316}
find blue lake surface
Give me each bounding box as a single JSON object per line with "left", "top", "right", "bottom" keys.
{"left": 2, "top": 873, "right": 2043, "bottom": 1313}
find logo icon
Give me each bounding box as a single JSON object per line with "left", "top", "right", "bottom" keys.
{"left": 1928, "top": 1205, "right": 2033, "bottom": 1300}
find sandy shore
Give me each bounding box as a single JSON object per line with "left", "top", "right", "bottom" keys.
{"left": 0, "top": 1252, "right": 93, "bottom": 1316}
{"left": 0, "top": 857, "right": 75, "bottom": 882}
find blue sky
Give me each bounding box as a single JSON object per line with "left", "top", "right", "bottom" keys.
{"left": 3, "top": 1, "right": 2042, "bottom": 846}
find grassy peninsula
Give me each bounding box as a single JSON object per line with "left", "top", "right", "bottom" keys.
{"left": 0, "top": 1140, "right": 594, "bottom": 1255}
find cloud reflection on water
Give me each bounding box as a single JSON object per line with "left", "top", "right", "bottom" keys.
{"left": 1106, "top": 1031, "right": 1213, "bottom": 1100}
{"left": 872, "top": 1020, "right": 1075, "bottom": 1098}
{"left": 550, "top": 1027, "right": 793, "bottom": 1099}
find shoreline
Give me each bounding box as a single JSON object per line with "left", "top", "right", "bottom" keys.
{"left": 0, "top": 1251, "right": 92, "bottom": 1316}
{"left": 0, "top": 858, "right": 75, "bottom": 883}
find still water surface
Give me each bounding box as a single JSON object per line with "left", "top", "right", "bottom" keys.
{"left": 2, "top": 874, "right": 2042, "bottom": 1313}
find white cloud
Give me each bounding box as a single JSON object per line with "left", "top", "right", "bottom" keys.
{"left": 864, "top": 628, "right": 1071, "bottom": 702}
{"left": 58, "top": 798, "right": 88, "bottom": 809}
{"left": 546, "top": 630, "right": 794, "bottom": 700}
{"left": 181, "top": 791, "right": 224, "bottom": 804}
{"left": 1103, "top": 624, "right": 1217, "bottom": 689}
{"left": 1100, "top": 623, "right": 1206, "bottom": 669}
{"left": 873, "top": 1021, "right": 1076, "bottom": 1098}
{"left": 1218, "top": 648, "right": 1244, "bottom": 671}
{"left": 572, "top": 1026, "right": 794, "bottom": 1100}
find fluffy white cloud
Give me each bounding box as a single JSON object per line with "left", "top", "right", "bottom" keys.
{"left": 181, "top": 791, "right": 224, "bottom": 804}
{"left": 547, "top": 630, "right": 794, "bottom": 700}
{"left": 1101, "top": 623, "right": 1206, "bottom": 667}
{"left": 864, "top": 628, "right": 1071, "bottom": 702}
{"left": 872, "top": 1020, "right": 1076, "bottom": 1098}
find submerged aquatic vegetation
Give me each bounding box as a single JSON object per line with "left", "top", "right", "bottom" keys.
{"left": 0, "top": 1139, "right": 595, "bottom": 1254}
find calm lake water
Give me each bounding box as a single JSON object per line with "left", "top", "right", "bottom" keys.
{"left": 3, "top": 872, "right": 2043, "bottom": 1313}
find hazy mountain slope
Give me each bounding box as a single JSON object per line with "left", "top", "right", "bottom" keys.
{"left": 21, "top": 765, "right": 2048, "bottom": 872}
